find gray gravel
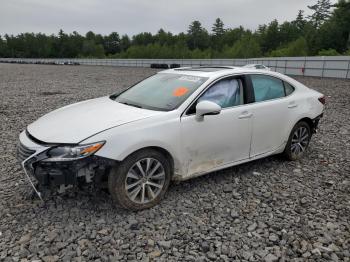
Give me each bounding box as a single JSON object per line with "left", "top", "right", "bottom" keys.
{"left": 0, "top": 63, "right": 349, "bottom": 261}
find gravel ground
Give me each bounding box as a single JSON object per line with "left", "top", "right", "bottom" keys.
{"left": 0, "top": 63, "right": 349, "bottom": 262}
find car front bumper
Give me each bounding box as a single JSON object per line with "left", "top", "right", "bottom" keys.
{"left": 17, "top": 131, "right": 113, "bottom": 195}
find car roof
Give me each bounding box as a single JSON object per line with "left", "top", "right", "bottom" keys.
{"left": 173, "top": 66, "right": 236, "bottom": 72}
{"left": 161, "top": 66, "right": 272, "bottom": 78}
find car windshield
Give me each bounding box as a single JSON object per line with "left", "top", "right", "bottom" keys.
{"left": 111, "top": 73, "right": 208, "bottom": 111}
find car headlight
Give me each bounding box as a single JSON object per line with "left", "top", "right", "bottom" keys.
{"left": 44, "top": 141, "right": 105, "bottom": 162}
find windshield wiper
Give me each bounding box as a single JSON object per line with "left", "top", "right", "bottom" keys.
{"left": 119, "top": 101, "right": 142, "bottom": 108}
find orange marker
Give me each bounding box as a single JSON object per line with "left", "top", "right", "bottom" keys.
{"left": 173, "top": 87, "right": 189, "bottom": 97}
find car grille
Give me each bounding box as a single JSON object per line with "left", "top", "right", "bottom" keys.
{"left": 17, "top": 142, "right": 36, "bottom": 163}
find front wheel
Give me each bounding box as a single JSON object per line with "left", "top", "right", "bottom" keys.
{"left": 108, "top": 149, "right": 171, "bottom": 210}
{"left": 284, "top": 121, "right": 311, "bottom": 161}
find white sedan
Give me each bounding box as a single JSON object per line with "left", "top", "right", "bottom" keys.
{"left": 17, "top": 66, "right": 325, "bottom": 210}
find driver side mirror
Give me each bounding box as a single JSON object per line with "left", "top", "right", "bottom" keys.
{"left": 195, "top": 101, "right": 222, "bottom": 121}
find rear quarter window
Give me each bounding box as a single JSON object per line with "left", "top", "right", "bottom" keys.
{"left": 284, "top": 82, "right": 295, "bottom": 96}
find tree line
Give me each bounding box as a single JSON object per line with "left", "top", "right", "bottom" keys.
{"left": 0, "top": 0, "right": 349, "bottom": 59}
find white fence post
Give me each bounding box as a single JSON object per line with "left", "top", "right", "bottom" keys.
{"left": 321, "top": 57, "right": 325, "bottom": 78}
{"left": 284, "top": 60, "right": 287, "bottom": 74}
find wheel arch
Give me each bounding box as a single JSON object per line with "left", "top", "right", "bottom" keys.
{"left": 282, "top": 116, "right": 314, "bottom": 152}
{"left": 295, "top": 117, "right": 314, "bottom": 133}
{"left": 122, "top": 146, "right": 176, "bottom": 177}
{"left": 283, "top": 117, "right": 313, "bottom": 161}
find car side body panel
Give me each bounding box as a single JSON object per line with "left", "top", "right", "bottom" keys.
{"left": 179, "top": 106, "right": 252, "bottom": 180}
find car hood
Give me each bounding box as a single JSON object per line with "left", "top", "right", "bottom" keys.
{"left": 27, "top": 96, "right": 161, "bottom": 144}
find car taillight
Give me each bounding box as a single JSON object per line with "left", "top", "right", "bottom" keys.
{"left": 318, "top": 96, "right": 326, "bottom": 105}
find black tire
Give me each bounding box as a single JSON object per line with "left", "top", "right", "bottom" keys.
{"left": 284, "top": 121, "right": 311, "bottom": 161}
{"left": 108, "top": 149, "right": 171, "bottom": 210}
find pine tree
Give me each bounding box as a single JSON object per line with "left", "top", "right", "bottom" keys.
{"left": 187, "top": 21, "right": 210, "bottom": 50}
{"left": 294, "top": 10, "right": 307, "bottom": 31}
{"left": 307, "top": 0, "right": 333, "bottom": 28}
{"left": 211, "top": 18, "right": 225, "bottom": 51}
{"left": 212, "top": 18, "right": 225, "bottom": 36}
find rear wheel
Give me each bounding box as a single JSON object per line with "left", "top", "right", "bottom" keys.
{"left": 108, "top": 149, "right": 171, "bottom": 210}
{"left": 284, "top": 121, "right": 311, "bottom": 161}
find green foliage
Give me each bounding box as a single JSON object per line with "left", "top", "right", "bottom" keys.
{"left": 258, "top": 20, "right": 280, "bottom": 54}
{"left": 1, "top": 0, "right": 349, "bottom": 59}
{"left": 270, "top": 37, "right": 308, "bottom": 57}
{"left": 81, "top": 40, "right": 105, "bottom": 58}
{"left": 103, "top": 32, "right": 121, "bottom": 55}
{"left": 120, "top": 35, "right": 131, "bottom": 52}
{"left": 223, "top": 34, "right": 261, "bottom": 58}
{"left": 223, "top": 27, "right": 245, "bottom": 47}
{"left": 0, "top": 36, "right": 9, "bottom": 57}
{"left": 318, "top": 49, "right": 340, "bottom": 55}
{"left": 132, "top": 32, "right": 154, "bottom": 46}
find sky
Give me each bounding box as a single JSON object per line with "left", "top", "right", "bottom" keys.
{"left": 0, "top": 0, "right": 338, "bottom": 37}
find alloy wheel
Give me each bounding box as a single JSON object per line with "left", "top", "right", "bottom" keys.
{"left": 125, "top": 158, "right": 165, "bottom": 204}
{"left": 291, "top": 126, "right": 309, "bottom": 156}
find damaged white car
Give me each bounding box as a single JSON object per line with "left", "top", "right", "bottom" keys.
{"left": 18, "top": 66, "right": 325, "bottom": 210}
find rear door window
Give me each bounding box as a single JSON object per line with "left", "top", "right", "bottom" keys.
{"left": 250, "top": 75, "right": 285, "bottom": 102}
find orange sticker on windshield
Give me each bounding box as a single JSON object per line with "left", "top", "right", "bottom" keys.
{"left": 173, "top": 87, "right": 189, "bottom": 97}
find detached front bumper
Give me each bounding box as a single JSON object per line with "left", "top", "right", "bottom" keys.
{"left": 17, "top": 131, "right": 112, "bottom": 193}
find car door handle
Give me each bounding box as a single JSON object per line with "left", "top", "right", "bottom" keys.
{"left": 288, "top": 103, "right": 298, "bottom": 108}
{"left": 238, "top": 111, "right": 253, "bottom": 119}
